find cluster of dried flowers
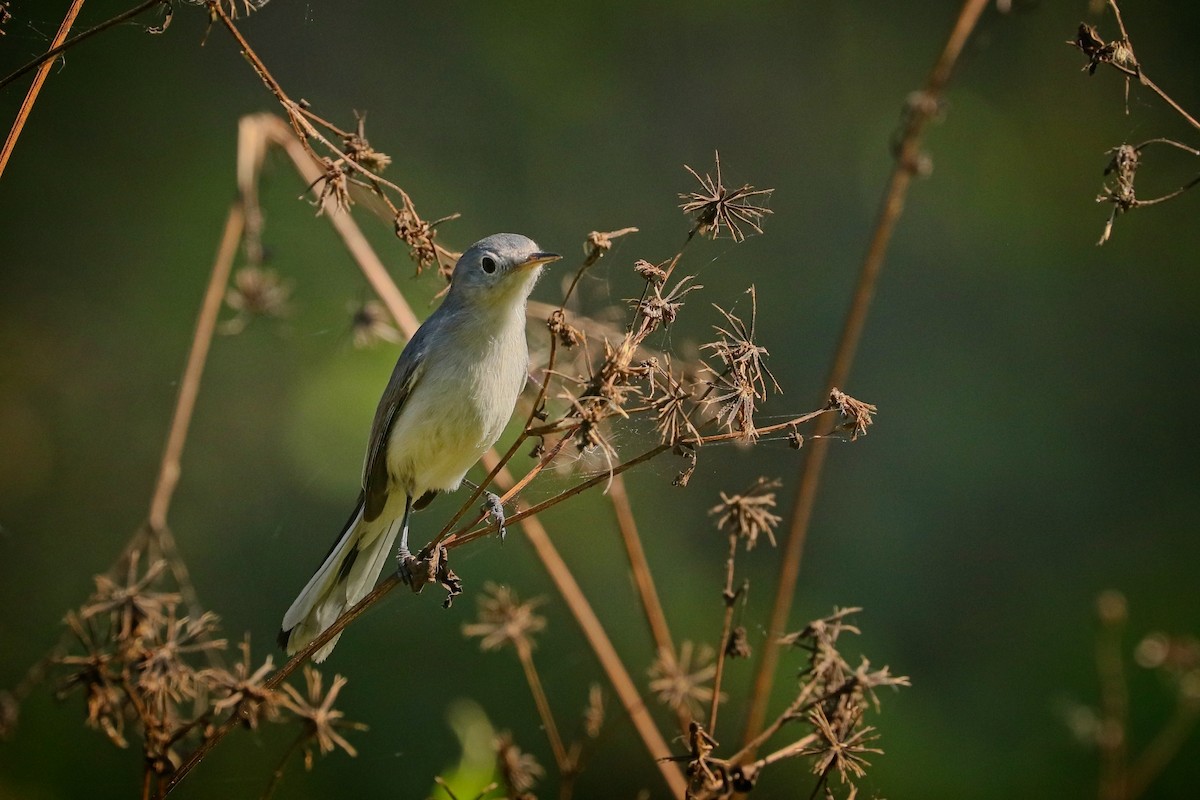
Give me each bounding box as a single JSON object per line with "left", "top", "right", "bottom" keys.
{"left": 1070, "top": 2, "right": 1200, "bottom": 245}
{"left": 51, "top": 546, "right": 364, "bottom": 798}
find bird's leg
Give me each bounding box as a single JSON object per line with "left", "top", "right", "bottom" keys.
{"left": 396, "top": 494, "right": 418, "bottom": 585}
{"left": 482, "top": 492, "right": 507, "bottom": 542}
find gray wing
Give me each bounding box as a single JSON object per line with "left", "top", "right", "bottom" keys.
{"left": 361, "top": 320, "right": 437, "bottom": 521}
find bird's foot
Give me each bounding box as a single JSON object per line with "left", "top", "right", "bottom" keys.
{"left": 482, "top": 492, "right": 507, "bottom": 542}
{"left": 396, "top": 544, "right": 421, "bottom": 587}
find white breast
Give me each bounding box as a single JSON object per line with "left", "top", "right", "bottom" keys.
{"left": 384, "top": 309, "right": 528, "bottom": 496}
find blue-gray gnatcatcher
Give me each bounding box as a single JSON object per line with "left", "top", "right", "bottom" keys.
{"left": 280, "top": 233, "right": 561, "bottom": 661}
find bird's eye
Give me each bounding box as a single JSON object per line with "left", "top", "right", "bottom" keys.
{"left": 480, "top": 256, "right": 497, "bottom": 274}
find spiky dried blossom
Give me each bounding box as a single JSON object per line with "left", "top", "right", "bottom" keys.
{"left": 278, "top": 666, "right": 367, "bottom": 769}
{"left": 395, "top": 205, "right": 459, "bottom": 277}
{"left": 495, "top": 732, "right": 544, "bottom": 796}
{"left": 204, "top": 636, "right": 280, "bottom": 729}
{"left": 710, "top": 477, "right": 783, "bottom": 550}
{"left": 648, "top": 357, "right": 702, "bottom": 446}
{"left": 341, "top": 111, "right": 392, "bottom": 173}
{"left": 827, "top": 389, "right": 876, "bottom": 441}
{"left": 630, "top": 275, "right": 702, "bottom": 339}
{"left": 649, "top": 641, "right": 719, "bottom": 720}
{"left": 583, "top": 683, "right": 605, "bottom": 739}
{"left": 462, "top": 583, "right": 546, "bottom": 653}
{"left": 222, "top": 265, "right": 293, "bottom": 334}
{"left": 309, "top": 156, "right": 352, "bottom": 215}
{"left": 680, "top": 152, "right": 774, "bottom": 242}
{"left": 547, "top": 308, "right": 585, "bottom": 349}
{"left": 349, "top": 298, "right": 402, "bottom": 348}
{"left": 807, "top": 705, "right": 881, "bottom": 784}
{"left": 584, "top": 226, "right": 639, "bottom": 263}
{"left": 702, "top": 288, "right": 780, "bottom": 440}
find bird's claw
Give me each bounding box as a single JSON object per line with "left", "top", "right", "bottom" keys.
{"left": 482, "top": 492, "right": 507, "bottom": 542}
{"left": 396, "top": 544, "right": 420, "bottom": 587}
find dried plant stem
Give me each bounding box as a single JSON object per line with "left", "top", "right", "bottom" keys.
{"left": 448, "top": 444, "right": 673, "bottom": 548}
{"left": 514, "top": 507, "right": 687, "bottom": 798}
{"left": 147, "top": 205, "right": 244, "bottom": 531}
{"left": 515, "top": 640, "right": 569, "bottom": 772}
{"left": 260, "top": 114, "right": 421, "bottom": 335}
{"left": 608, "top": 474, "right": 674, "bottom": 656}
{"left": 260, "top": 729, "right": 308, "bottom": 800}
{"left": 708, "top": 534, "right": 739, "bottom": 736}
{"left": 0, "top": 0, "right": 86, "bottom": 178}
{"left": 0, "top": 0, "right": 168, "bottom": 91}
{"left": 1104, "top": 0, "right": 1200, "bottom": 133}
{"left": 163, "top": 573, "right": 399, "bottom": 796}
{"left": 607, "top": 474, "right": 689, "bottom": 735}
{"left": 1127, "top": 700, "right": 1200, "bottom": 798}
{"left": 741, "top": 0, "right": 992, "bottom": 750}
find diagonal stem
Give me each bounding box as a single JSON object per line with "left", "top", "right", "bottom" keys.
{"left": 1, "top": 0, "right": 87, "bottom": 177}
{"left": 740, "top": 0, "right": 993, "bottom": 751}
{"left": 606, "top": 473, "right": 690, "bottom": 735}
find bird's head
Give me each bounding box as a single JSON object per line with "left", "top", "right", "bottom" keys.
{"left": 448, "top": 233, "right": 560, "bottom": 306}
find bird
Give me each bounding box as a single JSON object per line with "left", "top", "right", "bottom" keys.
{"left": 280, "top": 233, "right": 561, "bottom": 662}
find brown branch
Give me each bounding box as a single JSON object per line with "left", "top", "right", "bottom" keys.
{"left": 515, "top": 506, "right": 687, "bottom": 797}
{"left": 447, "top": 444, "right": 673, "bottom": 549}
{"left": 0, "top": 0, "right": 86, "bottom": 178}
{"left": 516, "top": 640, "right": 569, "bottom": 773}
{"left": 740, "top": 0, "right": 992, "bottom": 751}
{"left": 607, "top": 473, "right": 689, "bottom": 736}
{"left": 0, "top": 0, "right": 166, "bottom": 92}
{"left": 1127, "top": 699, "right": 1200, "bottom": 798}
{"left": 146, "top": 204, "right": 245, "bottom": 531}
{"left": 708, "top": 535, "right": 739, "bottom": 736}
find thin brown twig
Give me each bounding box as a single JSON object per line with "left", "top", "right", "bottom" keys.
{"left": 147, "top": 205, "right": 245, "bottom": 531}
{"left": 446, "top": 444, "right": 673, "bottom": 549}
{"left": 607, "top": 473, "right": 689, "bottom": 736}
{"left": 0, "top": 0, "right": 166, "bottom": 92}
{"left": 741, "top": 0, "right": 992, "bottom": 751}
{"left": 259, "top": 729, "right": 309, "bottom": 800}
{"left": 515, "top": 640, "right": 569, "bottom": 772}
{"left": 1127, "top": 700, "right": 1200, "bottom": 798}
{"left": 0, "top": 0, "right": 86, "bottom": 178}
{"left": 1099, "top": 0, "right": 1200, "bottom": 133}
{"left": 708, "top": 534, "right": 739, "bottom": 736}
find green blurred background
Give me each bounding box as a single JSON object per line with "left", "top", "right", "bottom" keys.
{"left": 2, "top": 1, "right": 1199, "bottom": 797}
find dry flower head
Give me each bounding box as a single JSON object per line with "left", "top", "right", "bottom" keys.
{"left": 680, "top": 152, "right": 774, "bottom": 242}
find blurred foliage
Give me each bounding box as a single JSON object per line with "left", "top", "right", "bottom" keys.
{"left": 2, "top": 1, "right": 1199, "bottom": 798}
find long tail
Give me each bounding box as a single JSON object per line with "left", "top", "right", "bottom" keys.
{"left": 279, "top": 495, "right": 406, "bottom": 662}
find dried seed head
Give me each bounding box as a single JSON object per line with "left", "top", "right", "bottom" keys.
{"left": 634, "top": 259, "right": 668, "bottom": 286}
{"left": 710, "top": 477, "right": 783, "bottom": 550}
{"left": 278, "top": 666, "right": 367, "bottom": 769}
{"left": 648, "top": 358, "right": 701, "bottom": 446}
{"left": 204, "top": 636, "right": 280, "bottom": 729}
{"left": 648, "top": 641, "right": 718, "bottom": 720}
{"left": 583, "top": 683, "right": 605, "bottom": 739}
{"left": 462, "top": 583, "right": 546, "bottom": 652}
{"left": 584, "top": 226, "right": 638, "bottom": 263}
{"left": 547, "top": 308, "right": 585, "bottom": 349}
{"left": 341, "top": 112, "right": 392, "bottom": 173}
{"left": 222, "top": 267, "right": 293, "bottom": 334}
{"left": 726, "top": 626, "right": 752, "bottom": 660}
{"left": 495, "top": 732, "right": 544, "bottom": 795}
{"left": 828, "top": 389, "right": 876, "bottom": 441}
{"left": 349, "top": 299, "right": 402, "bottom": 349}
{"left": 679, "top": 152, "right": 774, "bottom": 242}
{"left": 631, "top": 275, "right": 702, "bottom": 338}
{"left": 702, "top": 288, "right": 780, "bottom": 440}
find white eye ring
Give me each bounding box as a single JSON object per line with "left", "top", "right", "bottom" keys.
{"left": 480, "top": 256, "right": 497, "bottom": 274}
